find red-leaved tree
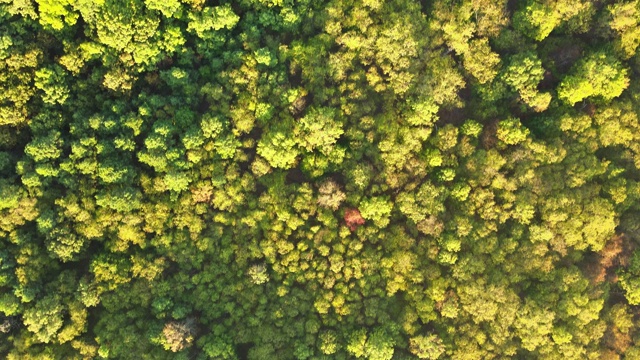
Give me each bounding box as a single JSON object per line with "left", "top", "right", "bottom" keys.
{"left": 344, "top": 208, "right": 365, "bottom": 231}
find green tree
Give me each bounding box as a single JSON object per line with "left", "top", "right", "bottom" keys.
{"left": 513, "top": 1, "right": 560, "bottom": 41}
{"left": 502, "top": 51, "right": 551, "bottom": 111}
{"left": 496, "top": 117, "right": 530, "bottom": 145}
{"left": 22, "top": 296, "right": 64, "bottom": 343}
{"left": 360, "top": 197, "right": 393, "bottom": 228}
{"left": 409, "top": 334, "right": 445, "bottom": 359}
{"left": 187, "top": 5, "right": 240, "bottom": 39}
{"left": 295, "top": 107, "right": 344, "bottom": 155}
{"left": 619, "top": 250, "right": 640, "bottom": 305}
{"left": 257, "top": 123, "right": 300, "bottom": 169}
{"left": 558, "top": 51, "right": 629, "bottom": 105}
{"left": 608, "top": 0, "right": 640, "bottom": 58}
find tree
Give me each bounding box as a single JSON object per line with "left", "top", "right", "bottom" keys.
{"left": 22, "top": 296, "right": 64, "bottom": 343}
{"left": 513, "top": 0, "right": 593, "bottom": 41}
{"left": 501, "top": 51, "right": 551, "bottom": 111}
{"left": 24, "top": 132, "right": 62, "bottom": 163}
{"left": 410, "top": 334, "right": 445, "bottom": 359}
{"left": 607, "top": 0, "right": 640, "bottom": 58}
{"left": 161, "top": 318, "right": 197, "bottom": 352}
{"left": 496, "top": 117, "right": 530, "bottom": 145}
{"left": 145, "top": 0, "right": 182, "bottom": 18}
{"left": 619, "top": 250, "right": 640, "bottom": 305}
{"left": 36, "top": 0, "right": 79, "bottom": 31}
{"left": 344, "top": 208, "right": 366, "bottom": 231}
{"left": 514, "top": 301, "right": 555, "bottom": 351}
{"left": 557, "top": 51, "right": 629, "bottom": 105}
{"left": 295, "top": 107, "right": 344, "bottom": 155}
{"left": 513, "top": 1, "right": 560, "bottom": 41}
{"left": 318, "top": 330, "right": 338, "bottom": 355}
{"left": 463, "top": 38, "right": 501, "bottom": 84}
{"left": 187, "top": 5, "right": 240, "bottom": 39}
{"left": 317, "top": 180, "right": 346, "bottom": 211}
{"left": 364, "top": 327, "right": 395, "bottom": 360}
{"left": 359, "top": 197, "right": 393, "bottom": 228}
{"left": 247, "top": 264, "right": 269, "bottom": 285}
{"left": 257, "top": 123, "right": 300, "bottom": 169}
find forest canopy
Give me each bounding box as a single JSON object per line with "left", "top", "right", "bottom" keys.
{"left": 2, "top": 0, "right": 640, "bottom": 359}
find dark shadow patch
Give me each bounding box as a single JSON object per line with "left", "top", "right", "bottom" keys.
{"left": 236, "top": 342, "right": 252, "bottom": 360}
{"left": 437, "top": 105, "right": 467, "bottom": 127}
{"left": 285, "top": 167, "right": 308, "bottom": 185}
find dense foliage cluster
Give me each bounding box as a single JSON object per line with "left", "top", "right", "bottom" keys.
{"left": 2, "top": 0, "right": 640, "bottom": 359}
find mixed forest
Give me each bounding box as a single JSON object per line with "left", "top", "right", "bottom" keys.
{"left": 3, "top": 0, "right": 640, "bottom": 359}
